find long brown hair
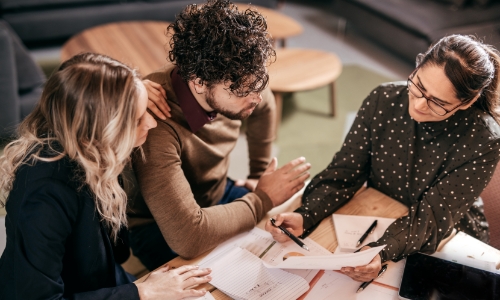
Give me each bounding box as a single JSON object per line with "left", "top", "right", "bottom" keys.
{"left": 0, "top": 53, "right": 141, "bottom": 241}
{"left": 416, "top": 34, "right": 500, "bottom": 123}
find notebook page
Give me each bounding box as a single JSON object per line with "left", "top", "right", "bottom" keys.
{"left": 303, "top": 270, "right": 399, "bottom": 300}
{"left": 201, "top": 246, "right": 309, "bottom": 300}
{"left": 332, "top": 214, "right": 396, "bottom": 251}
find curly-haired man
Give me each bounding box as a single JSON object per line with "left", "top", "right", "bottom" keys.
{"left": 127, "top": 0, "right": 311, "bottom": 271}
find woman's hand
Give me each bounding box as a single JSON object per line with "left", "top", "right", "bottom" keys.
{"left": 340, "top": 246, "right": 382, "bottom": 282}
{"left": 143, "top": 79, "right": 171, "bottom": 120}
{"left": 264, "top": 212, "right": 304, "bottom": 243}
{"left": 136, "top": 265, "right": 211, "bottom": 300}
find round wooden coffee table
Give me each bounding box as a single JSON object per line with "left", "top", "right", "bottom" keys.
{"left": 268, "top": 48, "right": 343, "bottom": 131}
{"left": 61, "top": 5, "right": 303, "bottom": 74}
{"left": 236, "top": 3, "right": 303, "bottom": 47}
{"left": 61, "top": 21, "right": 172, "bottom": 76}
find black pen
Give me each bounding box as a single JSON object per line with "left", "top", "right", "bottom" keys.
{"left": 270, "top": 218, "right": 309, "bottom": 251}
{"left": 356, "top": 220, "right": 378, "bottom": 247}
{"left": 356, "top": 264, "right": 388, "bottom": 293}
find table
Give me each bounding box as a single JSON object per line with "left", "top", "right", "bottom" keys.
{"left": 268, "top": 48, "right": 343, "bottom": 132}
{"left": 137, "top": 186, "right": 500, "bottom": 299}
{"left": 236, "top": 3, "right": 303, "bottom": 47}
{"left": 60, "top": 4, "right": 303, "bottom": 74}
{"left": 136, "top": 187, "right": 409, "bottom": 299}
{"left": 61, "top": 21, "right": 172, "bottom": 76}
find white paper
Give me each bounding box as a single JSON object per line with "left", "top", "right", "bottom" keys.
{"left": 185, "top": 292, "right": 216, "bottom": 300}
{"left": 200, "top": 246, "right": 309, "bottom": 300}
{"left": 303, "top": 270, "right": 399, "bottom": 300}
{"left": 332, "top": 214, "right": 396, "bottom": 251}
{"left": 200, "top": 227, "right": 330, "bottom": 283}
{"left": 264, "top": 245, "right": 386, "bottom": 270}
{"left": 437, "top": 231, "right": 500, "bottom": 269}
{"left": 431, "top": 251, "right": 497, "bottom": 272}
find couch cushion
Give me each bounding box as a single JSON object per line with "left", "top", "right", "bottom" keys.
{"left": 0, "top": 0, "right": 119, "bottom": 11}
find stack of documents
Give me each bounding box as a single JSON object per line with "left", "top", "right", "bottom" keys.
{"left": 200, "top": 246, "right": 309, "bottom": 300}
{"left": 199, "top": 228, "right": 386, "bottom": 300}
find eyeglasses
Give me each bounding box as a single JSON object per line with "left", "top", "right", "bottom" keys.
{"left": 407, "top": 77, "right": 463, "bottom": 116}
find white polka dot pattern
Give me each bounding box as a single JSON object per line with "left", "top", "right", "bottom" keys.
{"left": 296, "top": 82, "right": 500, "bottom": 262}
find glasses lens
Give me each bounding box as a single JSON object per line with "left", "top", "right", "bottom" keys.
{"left": 427, "top": 101, "right": 447, "bottom": 116}
{"left": 408, "top": 80, "right": 422, "bottom": 98}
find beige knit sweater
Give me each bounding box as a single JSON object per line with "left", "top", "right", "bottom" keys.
{"left": 127, "top": 65, "right": 276, "bottom": 259}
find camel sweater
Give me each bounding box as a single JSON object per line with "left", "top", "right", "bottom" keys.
{"left": 127, "top": 65, "right": 276, "bottom": 259}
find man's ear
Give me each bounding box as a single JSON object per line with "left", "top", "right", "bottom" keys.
{"left": 189, "top": 78, "right": 207, "bottom": 94}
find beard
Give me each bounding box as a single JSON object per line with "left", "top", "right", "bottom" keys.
{"left": 205, "top": 89, "right": 258, "bottom": 120}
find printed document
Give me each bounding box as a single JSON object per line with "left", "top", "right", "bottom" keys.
{"left": 200, "top": 246, "right": 309, "bottom": 300}
{"left": 332, "top": 214, "right": 396, "bottom": 251}
{"left": 303, "top": 270, "right": 399, "bottom": 300}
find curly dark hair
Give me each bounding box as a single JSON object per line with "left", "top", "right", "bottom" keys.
{"left": 167, "top": 0, "right": 276, "bottom": 96}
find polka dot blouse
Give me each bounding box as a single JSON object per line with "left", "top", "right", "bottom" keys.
{"left": 296, "top": 82, "right": 500, "bottom": 262}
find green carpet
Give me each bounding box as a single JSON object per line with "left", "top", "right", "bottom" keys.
{"left": 276, "top": 64, "right": 397, "bottom": 177}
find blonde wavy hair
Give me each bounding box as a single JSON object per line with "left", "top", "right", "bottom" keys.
{"left": 0, "top": 53, "right": 141, "bottom": 241}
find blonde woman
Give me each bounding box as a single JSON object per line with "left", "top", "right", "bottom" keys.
{"left": 0, "top": 53, "right": 211, "bottom": 300}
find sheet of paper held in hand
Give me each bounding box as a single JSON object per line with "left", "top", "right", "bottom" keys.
{"left": 200, "top": 227, "right": 332, "bottom": 284}
{"left": 200, "top": 246, "right": 309, "bottom": 300}
{"left": 198, "top": 227, "right": 325, "bottom": 300}
{"left": 199, "top": 228, "right": 386, "bottom": 299}
{"left": 332, "top": 214, "right": 405, "bottom": 289}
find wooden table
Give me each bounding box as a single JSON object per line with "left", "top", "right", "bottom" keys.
{"left": 136, "top": 187, "right": 409, "bottom": 299}
{"left": 61, "top": 21, "right": 172, "bottom": 76}
{"left": 268, "top": 48, "right": 343, "bottom": 132}
{"left": 60, "top": 4, "right": 303, "bottom": 74}
{"left": 236, "top": 3, "right": 303, "bottom": 47}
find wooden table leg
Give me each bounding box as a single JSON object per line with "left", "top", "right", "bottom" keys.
{"left": 329, "top": 81, "right": 336, "bottom": 117}
{"left": 273, "top": 91, "right": 283, "bottom": 136}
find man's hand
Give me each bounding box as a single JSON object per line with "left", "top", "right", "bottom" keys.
{"left": 265, "top": 212, "right": 304, "bottom": 242}
{"left": 143, "top": 79, "right": 171, "bottom": 119}
{"left": 234, "top": 179, "right": 258, "bottom": 191}
{"left": 341, "top": 246, "right": 382, "bottom": 282}
{"left": 255, "top": 157, "right": 310, "bottom": 207}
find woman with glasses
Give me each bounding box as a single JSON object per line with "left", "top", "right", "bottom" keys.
{"left": 0, "top": 53, "right": 211, "bottom": 299}
{"left": 265, "top": 34, "right": 500, "bottom": 282}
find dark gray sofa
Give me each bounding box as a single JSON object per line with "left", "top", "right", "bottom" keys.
{"left": 331, "top": 0, "right": 500, "bottom": 63}
{"left": 0, "top": 0, "right": 277, "bottom": 46}
{"left": 0, "top": 20, "right": 45, "bottom": 139}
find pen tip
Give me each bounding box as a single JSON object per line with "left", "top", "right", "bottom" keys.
{"left": 303, "top": 245, "right": 310, "bottom": 251}
{"left": 356, "top": 288, "right": 363, "bottom": 293}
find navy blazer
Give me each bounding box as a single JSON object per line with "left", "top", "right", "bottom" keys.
{"left": 0, "top": 154, "right": 140, "bottom": 299}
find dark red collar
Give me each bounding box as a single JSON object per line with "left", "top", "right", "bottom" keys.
{"left": 171, "top": 67, "right": 217, "bottom": 133}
